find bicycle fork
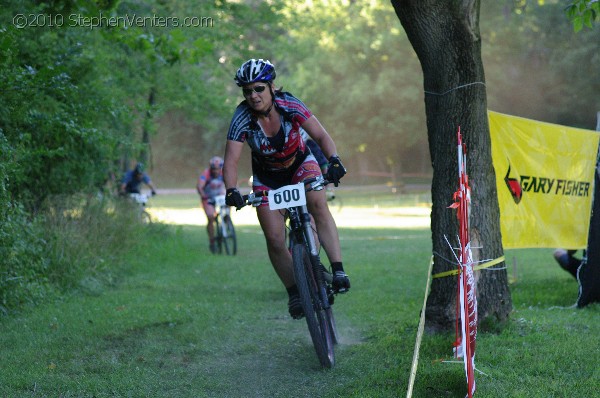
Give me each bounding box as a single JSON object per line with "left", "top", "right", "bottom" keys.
{"left": 220, "top": 206, "right": 230, "bottom": 238}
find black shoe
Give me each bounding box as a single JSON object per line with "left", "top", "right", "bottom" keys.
{"left": 288, "top": 293, "right": 304, "bottom": 319}
{"left": 332, "top": 271, "right": 350, "bottom": 293}
{"left": 209, "top": 243, "right": 217, "bottom": 254}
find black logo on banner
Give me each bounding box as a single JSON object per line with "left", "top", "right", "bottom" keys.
{"left": 504, "top": 162, "right": 591, "bottom": 205}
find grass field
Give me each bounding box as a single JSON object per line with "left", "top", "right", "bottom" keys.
{"left": 1, "top": 190, "right": 599, "bottom": 397}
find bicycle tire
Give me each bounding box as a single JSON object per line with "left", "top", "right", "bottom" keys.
{"left": 320, "top": 271, "right": 339, "bottom": 345}
{"left": 222, "top": 216, "right": 237, "bottom": 255}
{"left": 292, "top": 243, "right": 335, "bottom": 368}
{"left": 326, "top": 307, "right": 339, "bottom": 345}
{"left": 141, "top": 210, "right": 152, "bottom": 224}
{"left": 214, "top": 217, "right": 223, "bottom": 254}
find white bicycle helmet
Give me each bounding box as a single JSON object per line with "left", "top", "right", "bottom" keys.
{"left": 234, "top": 59, "right": 276, "bottom": 86}
{"left": 209, "top": 156, "right": 224, "bottom": 169}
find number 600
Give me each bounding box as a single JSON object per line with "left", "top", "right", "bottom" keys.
{"left": 273, "top": 188, "right": 300, "bottom": 204}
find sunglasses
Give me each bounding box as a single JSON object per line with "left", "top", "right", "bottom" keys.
{"left": 242, "top": 85, "right": 267, "bottom": 96}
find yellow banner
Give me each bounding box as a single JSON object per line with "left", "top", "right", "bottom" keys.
{"left": 489, "top": 111, "right": 599, "bottom": 249}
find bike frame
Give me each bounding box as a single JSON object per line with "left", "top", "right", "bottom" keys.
{"left": 128, "top": 192, "right": 151, "bottom": 223}
{"left": 212, "top": 194, "right": 236, "bottom": 255}
{"left": 212, "top": 195, "right": 227, "bottom": 235}
{"left": 217, "top": 203, "right": 230, "bottom": 237}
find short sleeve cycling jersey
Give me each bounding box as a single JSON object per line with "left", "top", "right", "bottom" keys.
{"left": 122, "top": 170, "right": 151, "bottom": 194}
{"left": 227, "top": 91, "right": 312, "bottom": 173}
{"left": 199, "top": 169, "right": 226, "bottom": 199}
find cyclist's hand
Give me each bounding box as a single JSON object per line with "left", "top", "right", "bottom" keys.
{"left": 225, "top": 188, "right": 244, "bottom": 209}
{"left": 326, "top": 156, "right": 346, "bottom": 187}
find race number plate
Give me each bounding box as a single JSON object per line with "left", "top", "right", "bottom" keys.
{"left": 214, "top": 195, "right": 226, "bottom": 207}
{"left": 268, "top": 183, "right": 306, "bottom": 210}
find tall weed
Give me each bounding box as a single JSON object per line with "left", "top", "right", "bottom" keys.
{"left": 0, "top": 193, "right": 152, "bottom": 315}
{"left": 41, "top": 194, "right": 147, "bottom": 292}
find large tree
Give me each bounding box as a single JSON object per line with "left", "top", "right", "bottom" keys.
{"left": 391, "top": 0, "right": 512, "bottom": 330}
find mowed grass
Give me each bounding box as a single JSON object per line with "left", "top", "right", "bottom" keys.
{"left": 1, "top": 191, "right": 599, "bottom": 397}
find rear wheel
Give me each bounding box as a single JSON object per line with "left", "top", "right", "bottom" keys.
{"left": 222, "top": 216, "right": 237, "bottom": 255}
{"left": 292, "top": 243, "right": 335, "bottom": 368}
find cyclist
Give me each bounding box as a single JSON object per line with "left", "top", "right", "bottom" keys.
{"left": 197, "top": 156, "right": 227, "bottom": 253}
{"left": 119, "top": 163, "right": 157, "bottom": 196}
{"left": 223, "top": 58, "right": 350, "bottom": 319}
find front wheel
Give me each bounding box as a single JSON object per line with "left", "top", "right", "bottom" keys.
{"left": 141, "top": 210, "right": 152, "bottom": 224}
{"left": 221, "top": 216, "right": 237, "bottom": 255}
{"left": 214, "top": 217, "right": 223, "bottom": 254}
{"left": 292, "top": 243, "right": 335, "bottom": 368}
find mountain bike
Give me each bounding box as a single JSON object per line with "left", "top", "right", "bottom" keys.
{"left": 129, "top": 192, "right": 152, "bottom": 224}
{"left": 210, "top": 194, "right": 237, "bottom": 255}
{"left": 243, "top": 176, "right": 338, "bottom": 368}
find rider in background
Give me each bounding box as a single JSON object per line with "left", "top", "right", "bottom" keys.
{"left": 553, "top": 249, "right": 583, "bottom": 279}
{"left": 223, "top": 58, "right": 350, "bottom": 319}
{"left": 304, "top": 134, "right": 329, "bottom": 174}
{"left": 304, "top": 131, "right": 338, "bottom": 202}
{"left": 197, "top": 156, "right": 227, "bottom": 253}
{"left": 120, "top": 163, "right": 157, "bottom": 196}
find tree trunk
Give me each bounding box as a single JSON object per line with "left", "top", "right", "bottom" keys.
{"left": 391, "top": 0, "right": 512, "bottom": 330}
{"left": 140, "top": 87, "right": 156, "bottom": 168}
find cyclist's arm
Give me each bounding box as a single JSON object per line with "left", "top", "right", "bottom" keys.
{"left": 196, "top": 174, "right": 207, "bottom": 197}
{"left": 148, "top": 182, "right": 157, "bottom": 194}
{"left": 223, "top": 139, "right": 244, "bottom": 189}
{"left": 301, "top": 115, "right": 338, "bottom": 159}
{"left": 144, "top": 177, "right": 157, "bottom": 194}
{"left": 119, "top": 173, "right": 130, "bottom": 195}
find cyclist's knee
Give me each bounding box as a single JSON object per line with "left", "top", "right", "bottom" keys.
{"left": 263, "top": 231, "right": 285, "bottom": 248}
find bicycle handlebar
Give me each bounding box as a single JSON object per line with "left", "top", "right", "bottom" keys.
{"left": 240, "top": 176, "right": 333, "bottom": 208}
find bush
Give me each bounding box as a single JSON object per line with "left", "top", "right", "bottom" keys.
{"left": 0, "top": 203, "right": 51, "bottom": 315}
{"left": 0, "top": 132, "right": 51, "bottom": 313}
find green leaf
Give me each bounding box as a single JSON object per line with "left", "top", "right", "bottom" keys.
{"left": 583, "top": 10, "right": 593, "bottom": 27}
{"left": 573, "top": 15, "right": 584, "bottom": 31}
{"left": 565, "top": 4, "right": 577, "bottom": 19}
